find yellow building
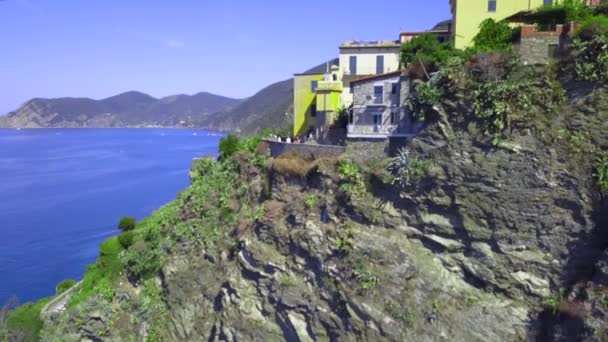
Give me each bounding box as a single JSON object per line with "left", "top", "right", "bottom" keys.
{"left": 450, "top": 0, "right": 553, "bottom": 48}
{"left": 293, "top": 72, "right": 324, "bottom": 136}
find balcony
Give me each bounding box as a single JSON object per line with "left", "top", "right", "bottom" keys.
{"left": 317, "top": 80, "right": 343, "bottom": 92}
{"left": 347, "top": 124, "right": 417, "bottom": 138}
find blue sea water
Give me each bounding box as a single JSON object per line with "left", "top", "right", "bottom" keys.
{"left": 0, "top": 128, "right": 223, "bottom": 304}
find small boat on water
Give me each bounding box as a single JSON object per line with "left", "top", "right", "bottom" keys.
{"left": 15, "top": 128, "right": 21, "bottom": 131}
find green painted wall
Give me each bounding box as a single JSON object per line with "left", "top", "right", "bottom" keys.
{"left": 293, "top": 74, "right": 324, "bottom": 136}
{"left": 452, "top": 0, "right": 552, "bottom": 48}
{"left": 316, "top": 90, "right": 341, "bottom": 112}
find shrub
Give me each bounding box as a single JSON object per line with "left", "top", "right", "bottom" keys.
{"left": 305, "top": 195, "right": 317, "bottom": 207}
{"left": 124, "top": 240, "right": 163, "bottom": 281}
{"left": 548, "top": 0, "right": 594, "bottom": 22}
{"left": 400, "top": 33, "right": 455, "bottom": 70}
{"left": 331, "top": 106, "right": 350, "bottom": 129}
{"left": 571, "top": 17, "right": 608, "bottom": 81}
{"left": 337, "top": 160, "right": 366, "bottom": 198}
{"left": 4, "top": 298, "right": 49, "bottom": 342}
{"left": 269, "top": 152, "right": 318, "bottom": 177}
{"left": 387, "top": 147, "right": 436, "bottom": 186}
{"left": 466, "top": 52, "right": 516, "bottom": 82}
{"left": 118, "top": 231, "right": 135, "bottom": 249}
{"left": 594, "top": 153, "right": 608, "bottom": 194}
{"left": 219, "top": 134, "right": 240, "bottom": 158}
{"left": 472, "top": 80, "right": 533, "bottom": 142}
{"left": 118, "top": 216, "right": 136, "bottom": 232}
{"left": 69, "top": 237, "right": 124, "bottom": 306}
{"left": 405, "top": 81, "right": 443, "bottom": 121}
{"left": 472, "top": 19, "right": 514, "bottom": 52}
{"left": 55, "top": 279, "right": 77, "bottom": 295}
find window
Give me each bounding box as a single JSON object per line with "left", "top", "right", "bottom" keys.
{"left": 349, "top": 56, "right": 357, "bottom": 75}
{"left": 391, "top": 111, "right": 398, "bottom": 125}
{"left": 548, "top": 44, "right": 559, "bottom": 58}
{"left": 391, "top": 83, "right": 398, "bottom": 94}
{"left": 311, "top": 80, "right": 318, "bottom": 93}
{"left": 332, "top": 74, "right": 337, "bottom": 81}
{"left": 349, "top": 110, "right": 354, "bottom": 124}
{"left": 543, "top": 0, "right": 553, "bottom": 5}
{"left": 310, "top": 104, "right": 317, "bottom": 117}
{"left": 373, "top": 113, "right": 382, "bottom": 125}
{"left": 373, "top": 86, "right": 383, "bottom": 103}
{"left": 488, "top": 0, "right": 496, "bottom": 12}
{"left": 376, "top": 55, "right": 384, "bottom": 74}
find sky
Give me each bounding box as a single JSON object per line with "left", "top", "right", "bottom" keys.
{"left": 0, "top": 0, "right": 451, "bottom": 113}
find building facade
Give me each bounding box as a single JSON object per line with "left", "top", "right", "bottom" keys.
{"left": 348, "top": 71, "right": 421, "bottom": 139}
{"left": 338, "top": 40, "right": 401, "bottom": 107}
{"left": 293, "top": 72, "right": 324, "bottom": 137}
{"left": 450, "top": 0, "right": 551, "bottom": 49}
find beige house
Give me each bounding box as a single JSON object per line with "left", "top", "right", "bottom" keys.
{"left": 338, "top": 40, "right": 401, "bottom": 107}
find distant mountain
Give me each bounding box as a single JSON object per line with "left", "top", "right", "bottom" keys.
{"left": 0, "top": 59, "right": 338, "bottom": 133}
{"left": 0, "top": 91, "right": 243, "bottom": 128}
{"left": 201, "top": 58, "right": 339, "bottom": 135}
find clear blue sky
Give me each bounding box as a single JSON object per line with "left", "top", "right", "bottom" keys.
{"left": 0, "top": 0, "right": 450, "bottom": 113}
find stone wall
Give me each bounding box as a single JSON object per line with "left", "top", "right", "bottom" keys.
{"left": 516, "top": 36, "right": 562, "bottom": 65}
{"left": 346, "top": 137, "right": 409, "bottom": 164}
{"left": 263, "top": 139, "right": 345, "bottom": 159}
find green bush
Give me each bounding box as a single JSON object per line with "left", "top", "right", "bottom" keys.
{"left": 337, "top": 161, "right": 366, "bottom": 198}
{"left": 118, "top": 231, "right": 136, "bottom": 249}
{"left": 4, "top": 298, "right": 49, "bottom": 342}
{"left": 594, "top": 153, "right": 608, "bottom": 194}
{"left": 69, "top": 237, "right": 124, "bottom": 306}
{"left": 537, "top": 0, "right": 593, "bottom": 23}
{"left": 400, "top": 33, "right": 455, "bottom": 69}
{"left": 472, "top": 80, "right": 533, "bottom": 142}
{"left": 571, "top": 33, "right": 608, "bottom": 81}
{"left": 472, "top": 19, "right": 514, "bottom": 52}
{"left": 118, "top": 216, "right": 136, "bottom": 232}
{"left": 219, "top": 134, "right": 263, "bottom": 158}
{"left": 219, "top": 134, "right": 240, "bottom": 158}
{"left": 405, "top": 81, "right": 444, "bottom": 121}
{"left": 55, "top": 279, "right": 77, "bottom": 295}
{"left": 124, "top": 240, "right": 163, "bottom": 281}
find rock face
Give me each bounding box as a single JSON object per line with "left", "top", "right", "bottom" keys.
{"left": 40, "top": 87, "right": 608, "bottom": 341}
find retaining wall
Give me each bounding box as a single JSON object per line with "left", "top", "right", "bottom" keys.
{"left": 262, "top": 139, "right": 346, "bottom": 159}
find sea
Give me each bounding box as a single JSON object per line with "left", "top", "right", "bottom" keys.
{"left": 0, "top": 128, "right": 223, "bottom": 304}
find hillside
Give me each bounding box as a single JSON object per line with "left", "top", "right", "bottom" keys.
{"left": 195, "top": 58, "right": 339, "bottom": 134}
{"left": 0, "top": 91, "right": 243, "bottom": 129}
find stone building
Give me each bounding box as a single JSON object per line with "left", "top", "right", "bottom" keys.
{"left": 347, "top": 70, "right": 421, "bottom": 140}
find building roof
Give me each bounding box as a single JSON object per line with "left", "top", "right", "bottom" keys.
{"left": 349, "top": 70, "right": 403, "bottom": 85}
{"left": 504, "top": 9, "right": 567, "bottom": 23}
{"left": 431, "top": 19, "right": 453, "bottom": 31}
{"left": 340, "top": 40, "right": 400, "bottom": 49}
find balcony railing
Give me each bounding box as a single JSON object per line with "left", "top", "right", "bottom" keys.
{"left": 372, "top": 94, "right": 383, "bottom": 104}
{"left": 347, "top": 124, "right": 416, "bottom": 137}
{"left": 317, "top": 80, "right": 343, "bottom": 92}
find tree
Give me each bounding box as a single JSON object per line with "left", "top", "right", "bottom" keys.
{"left": 472, "top": 19, "right": 514, "bottom": 52}
{"left": 118, "top": 216, "right": 136, "bottom": 232}
{"left": 400, "top": 33, "right": 455, "bottom": 70}
{"left": 218, "top": 134, "right": 240, "bottom": 158}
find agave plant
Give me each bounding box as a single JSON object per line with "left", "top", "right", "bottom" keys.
{"left": 387, "top": 147, "right": 412, "bottom": 187}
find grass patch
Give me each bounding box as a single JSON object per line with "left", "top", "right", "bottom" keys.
{"left": 4, "top": 298, "right": 49, "bottom": 342}
{"left": 69, "top": 236, "right": 124, "bottom": 307}
{"left": 269, "top": 152, "right": 318, "bottom": 177}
